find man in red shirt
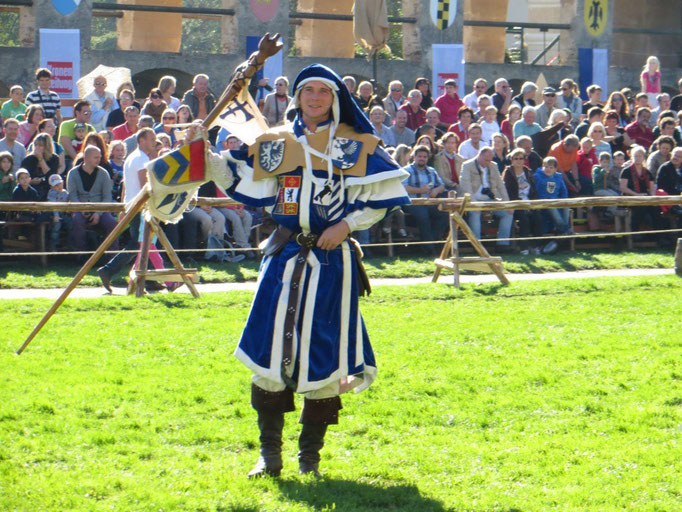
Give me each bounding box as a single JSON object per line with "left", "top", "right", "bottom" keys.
{"left": 433, "top": 79, "right": 463, "bottom": 126}
{"left": 398, "top": 89, "right": 426, "bottom": 131}
{"left": 625, "top": 108, "right": 655, "bottom": 150}
{"left": 112, "top": 106, "right": 140, "bottom": 141}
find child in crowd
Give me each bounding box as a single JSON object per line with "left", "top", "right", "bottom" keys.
{"left": 0, "top": 151, "right": 16, "bottom": 203}
{"left": 592, "top": 152, "right": 622, "bottom": 218}
{"left": 108, "top": 140, "right": 125, "bottom": 202}
{"left": 534, "top": 156, "right": 572, "bottom": 235}
{"left": 479, "top": 105, "right": 500, "bottom": 145}
{"left": 640, "top": 56, "right": 661, "bottom": 108}
{"left": 612, "top": 151, "right": 626, "bottom": 174}
{"left": 576, "top": 137, "right": 597, "bottom": 195}
{"left": 46, "top": 173, "right": 71, "bottom": 251}
{"left": 71, "top": 123, "right": 88, "bottom": 154}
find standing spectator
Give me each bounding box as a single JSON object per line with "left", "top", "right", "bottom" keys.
{"left": 141, "top": 88, "right": 167, "bottom": 124}
{"left": 448, "top": 106, "right": 474, "bottom": 144}
{"left": 459, "top": 147, "right": 514, "bottom": 251}
{"left": 433, "top": 79, "right": 463, "bottom": 126}
{"left": 382, "top": 80, "right": 405, "bottom": 124}
{"left": 0, "top": 152, "right": 15, "bottom": 201}
{"left": 625, "top": 108, "right": 655, "bottom": 150}
{"left": 547, "top": 135, "right": 581, "bottom": 196}
{"left": 369, "top": 106, "right": 395, "bottom": 147}
{"left": 434, "top": 132, "right": 462, "bottom": 193}
{"left": 17, "top": 104, "right": 44, "bottom": 147}
{"left": 604, "top": 91, "right": 630, "bottom": 127}
{"left": 535, "top": 87, "right": 557, "bottom": 128}
{"left": 20, "top": 133, "right": 60, "bottom": 200}
{"left": 500, "top": 104, "right": 521, "bottom": 146}
{"left": 512, "top": 81, "right": 537, "bottom": 108}
{"left": 387, "top": 110, "right": 415, "bottom": 147}
{"left": 158, "top": 75, "right": 182, "bottom": 111}
{"left": 647, "top": 136, "right": 675, "bottom": 179}
{"left": 182, "top": 74, "right": 216, "bottom": 121}
{"left": 1, "top": 85, "right": 27, "bottom": 122}
{"left": 502, "top": 147, "right": 542, "bottom": 254}
{"left": 0, "top": 119, "right": 26, "bottom": 173}
{"left": 112, "top": 106, "right": 140, "bottom": 141}
{"left": 619, "top": 145, "right": 660, "bottom": 234}
{"left": 58, "top": 100, "right": 95, "bottom": 162}
{"left": 556, "top": 79, "right": 581, "bottom": 127}
{"left": 463, "top": 78, "right": 488, "bottom": 110}
{"left": 414, "top": 77, "right": 433, "bottom": 110}
{"left": 85, "top": 75, "right": 118, "bottom": 132}
{"left": 398, "top": 89, "right": 426, "bottom": 131}
{"left": 490, "top": 78, "right": 513, "bottom": 122}
{"left": 670, "top": 78, "right": 682, "bottom": 113}
{"left": 588, "top": 122, "right": 611, "bottom": 158}
{"left": 25, "top": 68, "right": 61, "bottom": 123}
{"left": 401, "top": 145, "right": 449, "bottom": 254}
{"left": 640, "top": 56, "right": 661, "bottom": 108}
{"left": 261, "top": 77, "right": 291, "bottom": 127}
{"left": 534, "top": 157, "right": 571, "bottom": 234}
{"left": 106, "top": 89, "right": 135, "bottom": 130}
{"left": 576, "top": 137, "right": 597, "bottom": 195}
{"left": 513, "top": 106, "right": 542, "bottom": 138}
{"left": 582, "top": 84, "right": 604, "bottom": 114}
{"left": 457, "top": 123, "right": 484, "bottom": 160}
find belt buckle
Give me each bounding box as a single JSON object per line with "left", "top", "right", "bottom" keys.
{"left": 295, "top": 232, "right": 316, "bottom": 249}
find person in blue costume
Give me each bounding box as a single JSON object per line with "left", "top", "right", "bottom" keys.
{"left": 203, "top": 64, "right": 410, "bottom": 478}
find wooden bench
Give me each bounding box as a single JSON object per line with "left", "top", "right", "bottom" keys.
{"left": 0, "top": 220, "right": 49, "bottom": 267}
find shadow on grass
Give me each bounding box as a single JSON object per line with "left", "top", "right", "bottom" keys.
{"left": 276, "top": 477, "right": 450, "bottom": 512}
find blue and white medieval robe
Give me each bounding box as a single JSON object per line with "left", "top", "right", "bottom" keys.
{"left": 222, "top": 119, "right": 409, "bottom": 394}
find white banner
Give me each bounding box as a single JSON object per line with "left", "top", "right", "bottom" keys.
{"left": 209, "top": 83, "right": 268, "bottom": 146}
{"left": 432, "top": 44, "right": 465, "bottom": 98}
{"left": 592, "top": 48, "right": 609, "bottom": 102}
{"left": 39, "top": 29, "right": 81, "bottom": 101}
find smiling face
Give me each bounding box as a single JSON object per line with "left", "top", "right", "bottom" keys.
{"left": 10, "top": 87, "right": 23, "bottom": 103}
{"left": 299, "top": 81, "right": 334, "bottom": 126}
{"left": 413, "top": 150, "right": 429, "bottom": 168}
{"left": 369, "top": 108, "right": 385, "bottom": 125}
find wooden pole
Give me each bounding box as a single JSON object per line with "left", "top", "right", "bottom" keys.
{"left": 134, "top": 221, "right": 153, "bottom": 298}
{"left": 151, "top": 218, "right": 201, "bottom": 298}
{"left": 675, "top": 238, "right": 682, "bottom": 278}
{"left": 15, "top": 187, "right": 151, "bottom": 355}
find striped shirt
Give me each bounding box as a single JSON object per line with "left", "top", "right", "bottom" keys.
{"left": 401, "top": 163, "right": 444, "bottom": 198}
{"left": 25, "top": 89, "right": 61, "bottom": 119}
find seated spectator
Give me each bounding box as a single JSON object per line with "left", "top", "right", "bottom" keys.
{"left": 460, "top": 147, "right": 513, "bottom": 251}
{"left": 67, "top": 146, "right": 117, "bottom": 260}
{"left": 603, "top": 110, "right": 632, "bottom": 155}
{"left": 535, "top": 87, "right": 557, "bottom": 128}
{"left": 529, "top": 108, "right": 569, "bottom": 158}
{"left": 158, "top": 75, "right": 182, "bottom": 111}
{"left": 604, "top": 91, "right": 630, "bottom": 127}
{"left": 46, "top": 174, "right": 71, "bottom": 251}
{"left": 401, "top": 145, "right": 449, "bottom": 254}
{"left": 500, "top": 104, "right": 521, "bottom": 146}
{"left": 514, "top": 106, "right": 541, "bottom": 139}
{"left": 156, "top": 133, "right": 172, "bottom": 150}
{"left": 369, "top": 106, "right": 395, "bottom": 147}
{"left": 633, "top": 92, "right": 650, "bottom": 114}
{"left": 491, "top": 133, "right": 510, "bottom": 170}
{"left": 0, "top": 152, "right": 16, "bottom": 201}
{"left": 176, "top": 104, "right": 194, "bottom": 125}
{"left": 433, "top": 79, "right": 463, "bottom": 126}
{"left": 154, "top": 108, "right": 179, "bottom": 147}
{"left": 592, "top": 152, "right": 622, "bottom": 217}
{"left": 112, "top": 105, "right": 140, "bottom": 141}
{"left": 12, "top": 168, "right": 39, "bottom": 204}
{"left": 650, "top": 93, "right": 670, "bottom": 126}
{"left": 576, "top": 137, "right": 597, "bottom": 195}
{"left": 124, "top": 115, "right": 154, "bottom": 156}
{"left": 108, "top": 139, "right": 125, "bottom": 202}
{"left": 502, "top": 147, "right": 542, "bottom": 253}
{"left": 398, "top": 89, "right": 426, "bottom": 131}
{"left": 414, "top": 77, "right": 433, "bottom": 110}
{"left": 141, "top": 88, "right": 168, "bottom": 124}
{"left": 512, "top": 81, "right": 537, "bottom": 108}
{"left": 433, "top": 132, "right": 462, "bottom": 193}
{"left": 582, "top": 84, "right": 604, "bottom": 114}
{"left": 392, "top": 144, "right": 411, "bottom": 167}
{"left": 85, "top": 75, "right": 118, "bottom": 132}
{"left": 474, "top": 94, "right": 491, "bottom": 120}
{"left": 656, "top": 147, "right": 682, "bottom": 219}
{"left": 620, "top": 145, "right": 661, "bottom": 233}
{"left": 515, "top": 135, "right": 543, "bottom": 173}
{"left": 556, "top": 79, "right": 582, "bottom": 127}
{"left": 1, "top": 85, "right": 27, "bottom": 122}
{"left": 625, "top": 108, "right": 654, "bottom": 150}
{"left": 653, "top": 116, "right": 681, "bottom": 147}
{"left": 0, "top": 119, "right": 26, "bottom": 173}
{"left": 534, "top": 157, "right": 571, "bottom": 234}
{"left": 490, "top": 78, "right": 513, "bottom": 123}
{"left": 21, "top": 133, "right": 60, "bottom": 201}
{"left": 415, "top": 133, "right": 438, "bottom": 167}
{"left": 25, "top": 67, "right": 61, "bottom": 123}
{"left": 479, "top": 106, "right": 500, "bottom": 145}
{"left": 458, "top": 123, "right": 484, "bottom": 160}
{"left": 106, "top": 88, "right": 135, "bottom": 130}
{"left": 588, "top": 122, "right": 611, "bottom": 158}
{"left": 387, "top": 110, "right": 415, "bottom": 147}
{"left": 548, "top": 135, "right": 582, "bottom": 197}
{"left": 463, "top": 78, "right": 488, "bottom": 110}
{"left": 575, "top": 106, "right": 603, "bottom": 139}
{"left": 59, "top": 100, "right": 95, "bottom": 163}
{"left": 382, "top": 80, "right": 405, "bottom": 124}
{"left": 670, "top": 77, "right": 682, "bottom": 113}
{"left": 424, "top": 107, "right": 448, "bottom": 138}
{"left": 182, "top": 74, "right": 216, "bottom": 121}
{"left": 17, "top": 104, "right": 44, "bottom": 147}
{"left": 262, "top": 76, "right": 291, "bottom": 127}
{"left": 447, "top": 106, "right": 474, "bottom": 143}
{"left": 647, "top": 136, "right": 675, "bottom": 179}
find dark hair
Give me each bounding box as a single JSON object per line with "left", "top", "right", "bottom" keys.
{"left": 655, "top": 136, "right": 675, "bottom": 149}
{"left": 26, "top": 104, "right": 45, "bottom": 124}
{"left": 35, "top": 67, "right": 52, "bottom": 80}
{"left": 37, "top": 118, "right": 53, "bottom": 132}
{"left": 148, "top": 87, "right": 163, "bottom": 99}
{"left": 457, "top": 106, "right": 474, "bottom": 119}
{"left": 74, "top": 100, "right": 91, "bottom": 113}
{"left": 410, "top": 144, "right": 431, "bottom": 159}
{"left": 137, "top": 127, "right": 156, "bottom": 144}
{"left": 587, "top": 107, "right": 603, "bottom": 119}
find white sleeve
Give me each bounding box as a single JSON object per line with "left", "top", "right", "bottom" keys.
{"left": 344, "top": 207, "right": 387, "bottom": 232}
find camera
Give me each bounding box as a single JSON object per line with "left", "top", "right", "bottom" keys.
{"left": 481, "top": 187, "right": 496, "bottom": 200}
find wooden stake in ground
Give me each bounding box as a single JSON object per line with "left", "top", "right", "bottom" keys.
{"left": 15, "top": 187, "right": 151, "bottom": 355}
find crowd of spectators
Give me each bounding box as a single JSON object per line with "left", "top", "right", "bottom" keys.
{"left": 1, "top": 56, "right": 681, "bottom": 266}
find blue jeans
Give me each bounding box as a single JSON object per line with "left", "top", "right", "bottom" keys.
{"left": 545, "top": 208, "right": 570, "bottom": 234}
{"left": 467, "top": 210, "right": 514, "bottom": 245}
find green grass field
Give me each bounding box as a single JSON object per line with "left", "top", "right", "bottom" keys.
{"left": 1, "top": 276, "right": 681, "bottom": 511}
{"left": 0, "top": 248, "right": 675, "bottom": 288}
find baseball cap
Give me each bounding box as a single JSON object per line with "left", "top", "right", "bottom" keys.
{"left": 543, "top": 87, "right": 556, "bottom": 95}
{"left": 74, "top": 122, "right": 86, "bottom": 130}
{"left": 48, "top": 174, "right": 63, "bottom": 186}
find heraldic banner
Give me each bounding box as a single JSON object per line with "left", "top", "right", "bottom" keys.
{"left": 432, "top": 44, "right": 465, "bottom": 98}
{"left": 208, "top": 81, "right": 268, "bottom": 146}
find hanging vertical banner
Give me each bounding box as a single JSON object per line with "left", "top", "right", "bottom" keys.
{"left": 584, "top": 0, "right": 608, "bottom": 38}
{"left": 578, "top": 48, "right": 609, "bottom": 101}
{"left": 432, "top": 44, "right": 465, "bottom": 98}
{"left": 430, "top": 0, "right": 457, "bottom": 30}
{"left": 39, "top": 29, "right": 80, "bottom": 100}
{"left": 249, "top": 0, "right": 279, "bottom": 23}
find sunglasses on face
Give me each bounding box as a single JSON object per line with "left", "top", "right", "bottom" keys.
{"left": 163, "top": 116, "right": 175, "bottom": 120}
{"left": 545, "top": 93, "right": 556, "bottom": 97}
{"left": 151, "top": 94, "right": 161, "bottom": 99}
{"left": 391, "top": 89, "right": 402, "bottom": 92}
{"left": 94, "top": 82, "right": 106, "bottom": 86}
